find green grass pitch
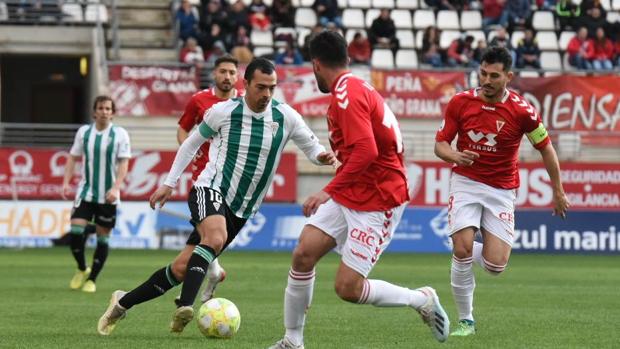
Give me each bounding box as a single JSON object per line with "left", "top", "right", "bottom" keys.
{"left": 1, "top": 248, "right": 618, "bottom": 349}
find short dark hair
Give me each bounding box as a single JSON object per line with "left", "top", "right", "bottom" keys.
{"left": 481, "top": 46, "right": 513, "bottom": 72}
{"left": 244, "top": 57, "right": 275, "bottom": 82}
{"left": 308, "top": 30, "right": 348, "bottom": 68}
{"left": 93, "top": 95, "right": 115, "bottom": 113}
{"left": 214, "top": 54, "right": 239, "bottom": 68}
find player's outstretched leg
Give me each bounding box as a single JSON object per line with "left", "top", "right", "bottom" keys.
{"left": 97, "top": 290, "right": 127, "bottom": 335}
{"left": 170, "top": 306, "right": 194, "bottom": 333}
{"left": 69, "top": 224, "right": 89, "bottom": 289}
{"left": 415, "top": 286, "right": 451, "bottom": 342}
{"left": 200, "top": 258, "right": 226, "bottom": 303}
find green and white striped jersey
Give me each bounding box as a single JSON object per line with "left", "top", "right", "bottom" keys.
{"left": 70, "top": 123, "right": 131, "bottom": 205}
{"left": 164, "top": 97, "right": 326, "bottom": 218}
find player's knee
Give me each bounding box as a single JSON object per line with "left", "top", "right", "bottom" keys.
{"left": 453, "top": 244, "right": 473, "bottom": 259}
{"left": 481, "top": 256, "right": 507, "bottom": 276}
{"left": 200, "top": 229, "right": 226, "bottom": 253}
{"left": 334, "top": 279, "right": 362, "bottom": 303}
{"left": 291, "top": 246, "right": 318, "bottom": 271}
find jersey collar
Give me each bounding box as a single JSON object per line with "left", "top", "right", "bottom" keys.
{"left": 473, "top": 87, "right": 510, "bottom": 104}
{"left": 331, "top": 71, "right": 352, "bottom": 94}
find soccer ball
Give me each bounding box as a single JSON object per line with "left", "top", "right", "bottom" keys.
{"left": 197, "top": 298, "right": 241, "bottom": 338}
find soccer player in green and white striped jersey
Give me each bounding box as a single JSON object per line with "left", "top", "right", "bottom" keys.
{"left": 97, "top": 58, "right": 336, "bottom": 336}
{"left": 62, "top": 95, "right": 131, "bottom": 294}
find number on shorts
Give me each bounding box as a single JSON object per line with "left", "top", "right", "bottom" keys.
{"left": 209, "top": 189, "right": 223, "bottom": 203}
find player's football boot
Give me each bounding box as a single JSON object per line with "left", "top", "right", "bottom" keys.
{"left": 82, "top": 280, "right": 96, "bottom": 293}
{"left": 70, "top": 267, "right": 91, "bottom": 290}
{"left": 451, "top": 319, "right": 476, "bottom": 336}
{"left": 97, "top": 290, "right": 127, "bottom": 335}
{"left": 201, "top": 264, "right": 226, "bottom": 303}
{"left": 416, "top": 286, "right": 450, "bottom": 343}
{"left": 267, "top": 337, "right": 305, "bottom": 349}
{"left": 170, "top": 305, "right": 194, "bottom": 333}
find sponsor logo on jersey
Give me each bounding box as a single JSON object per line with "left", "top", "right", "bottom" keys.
{"left": 481, "top": 105, "right": 495, "bottom": 111}
{"left": 496, "top": 120, "right": 506, "bottom": 132}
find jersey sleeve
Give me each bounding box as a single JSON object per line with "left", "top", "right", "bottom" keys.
{"left": 178, "top": 96, "right": 199, "bottom": 131}
{"left": 520, "top": 100, "right": 550, "bottom": 150}
{"left": 117, "top": 128, "right": 132, "bottom": 159}
{"left": 282, "top": 105, "right": 326, "bottom": 165}
{"left": 201, "top": 101, "right": 228, "bottom": 133}
{"left": 69, "top": 126, "right": 86, "bottom": 156}
{"left": 435, "top": 95, "right": 461, "bottom": 143}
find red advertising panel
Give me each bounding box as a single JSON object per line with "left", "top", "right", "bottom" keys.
{"left": 108, "top": 65, "right": 199, "bottom": 116}
{"left": 510, "top": 75, "right": 620, "bottom": 132}
{"left": 371, "top": 70, "right": 467, "bottom": 118}
{"left": 407, "top": 161, "right": 620, "bottom": 210}
{"left": 0, "top": 148, "right": 297, "bottom": 202}
{"left": 274, "top": 66, "right": 332, "bottom": 117}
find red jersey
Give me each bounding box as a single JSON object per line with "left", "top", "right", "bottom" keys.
{"left": 436, "top": 88, "right": 551, "bottom": 189}
{"left": 323, "top": 72, "right": 409, "bottom": 211}
{"left": 178, "top": 87, "right": 239, "bottom": 181}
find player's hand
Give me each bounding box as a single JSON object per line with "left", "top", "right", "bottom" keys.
{"left": 453, "top": 150, "right": 479, "bottom": 166}
{"left": 302, "top": 190, "right": 330, "bottom": 217}
{"left": 61, "top": 182, "right": 72, "bottom": 200}
{"left": 552, "top": 190, "right": 570, "bottom": 219}
{"left": 149, "top": 185, "right": 173, "bottom": 210}
{"left": 105, "top": 187, "right": 120, "bottom": 203}
{"left": 316, "top": 151, "right": 337, "bottom": 167}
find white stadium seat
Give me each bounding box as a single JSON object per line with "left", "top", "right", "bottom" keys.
{"left": 460, "top": 10, "right": 482, "bottom": 30}
{"left": 297, "top": 27, "right": 311, "bottom": 47}
{"left": 343, "top": 8, "right": 365, "bottom": 28}
{"left": 251, "top": 30, "right": 274, "bottom": 47}
{"left": 372, "top": 0, "right": 395, "bottom": 8}
{"left": 519, "top": 70, "right": 540, "bottom": 78}
{"left": 413, "top": 9, "right": 435, "bottom": 29}
{"left": 392, "top": 9, "right": 413, "bottom": 29}
{"left": 0, "top": 2, "right": 7, "bottom": 21}
{"left": 439, "top": 30, "right": 462, "bottom": 49}
{"left": 532, "top": 11, "right": 555, "bottom": 31}
{"left": 253, "top": 46, "right": 274, "bottom": 57}
{"left": 614, "top": 0, "right": 620, "bottom": 9}
{"left": 365, "top": 9, "right": 381, "bottom": 28}
{"left": 600, "top": 0, "right": 611, "bottom": 9}
{"left": 395, "top": 49, "right": 418, "bottom": 68}
{"left": 349, "top": 0, "right": 372, "bottom": 8}
{"left": 558, "top": 31, "right": 575, "bottom": 51}
{"left": 536, "top": 31, "right": 559, "bottom": 50}
{"left": 85, "top": 4, "right": 108, "bottom": 22}
{"left": 396, "top": 29, "right": 415, "bottom": 48}
{"left": 540, "top": 51, "right": 562, "bottom": 70}
{"left": 371, "top": 49, "right": 394, "bottom": 69}
{"left": 437, "top": 10, "right": 460, "bottom": 30}
{"left": 61, "top": 3, "right": 83, "bottom": 22}
{"left": 607, "top": 11, "right": 620, "bottom": 23}
{"left": 415, "top": 29, "right": 424, "bottom": 48}
{"left": 397, "top": 0, "right": 418, "bottom": 9}
{"left": 510, "top": 30, "right": 524, "bottom": 48}
{"left": 466, "top": 30, "right": 486, "bottom": 45}
{"left": 294, "top": 7, "right": 317, "bottom": 27}
{"left": 346, "top": 29, "right": 368, "bottom": 43}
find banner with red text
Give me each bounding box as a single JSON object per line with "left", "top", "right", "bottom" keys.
{"left": 273, "top": 66, "right": 332, "bottom": 117}
{"left": 371, "top": 71, "right": 467, "bottom": 118}
{"left": 510, "top": 75, "right": 620, "bottom": 133}
{"left": 0, "top": 148, "right": 297, "bottom": 202}
{"left": 108, "top": 65, "right": 199, "bottom": 116}
{"left": 407, "top": 161, "right": 620, "bottom": 210}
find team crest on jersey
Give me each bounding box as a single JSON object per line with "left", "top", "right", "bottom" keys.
{"left": 271, "top": 121, "right": 279, "bottom": 137}
{"left": 496, "top": 120, "right": 506, "bottom": 132}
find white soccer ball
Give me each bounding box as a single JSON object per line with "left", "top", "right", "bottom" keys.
{"left": 197, "top": 298, "right": 241, "bottom": 338}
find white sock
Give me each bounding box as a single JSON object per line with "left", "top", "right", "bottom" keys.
{"left": 451, "top": 255, "right": 475, "bottom": 321}
{"left": 284, "top": 269, "right": 315, "bottom": 346}
{"left": 472, "top": 241, "right": 483, "bottom": 267}
{"left": 359, "top": 279, "right": 428, "bottom": 310}
{"left": 206, "top": 258, "right": 222, "bottom": 281}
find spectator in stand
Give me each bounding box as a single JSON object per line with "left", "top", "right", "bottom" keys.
{"left": 176, "top": 0, "right": 200, "bottom": 42}
{"left": 348, "top": 31, "right": 371, "bottom": 65}
{"left": 206, "top": 40, "right": 228, "bottom": 65}
{"left": 556, "top": 0, "right": 581, "bottom": 31}
{"left": 271, "top": 0, "right": 295, "bottom": 27}
{"left": 201, "top": 0, "right": 230, "bottom": 35}
{"left": 421, "top": 25, "right": 443, "bottom": 67}
{"left": 368, "top": 9, "right": 400, "bottom": 54}
{"left": 300, "top": 24, "right": 325, "bottom": 61}
{"left": 249, "top": 0, "right": 271, "bottom": 30}
{"left": 228, "top": 0, "right": 250, "bottom": 31}
{"left": 503, "top": 0, "right": 530, "bottom": 32}
{"left": 579, "top": 7, "right": 609, "bottom": 39}
{"left": 489, "top": 26, "right": 516, "bottom": 65}
{"left": 540, "top": 0, "right": 557, "bottom": 11}
{"left": 586, "top": 27, "right": 614, "bottom": 70}
{"left": 424, "top": 0, "right": 471, "bottom": 11}
{"left": 447, "top": 34, "right": 477, "bottom": 67}
{"left": 204, "top": 23, "right": 230, "bottom": 52}
{"left": 516, "top": 28, "right": 541, "bottom": 69}
{"left": 180, "top": 37, "right": 205, "bottom": 66}
{"left": 312, "top": 0, "right": 342, "bottom": 29}
{"left": 231, "top": 25, "right": 254, "bottom": 64}
{"left": 567, "top": 27, "right": 592, "bottom": 69}
{"left": 580, "top": 0, "right": 607, "bottom": 18}
{"left": 482, "top": 0, "right": 508, "bottom": 33}
{"left": 275, "top": 42, "right": 304, "bottom": 65}
{"left": 473, "top": 38, "right": 488, "bottom": 64}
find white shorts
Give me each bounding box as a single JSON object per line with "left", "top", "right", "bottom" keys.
{"left": 448, "top": 173, "right": 516, "bottom": 246}
{"left": 306, "top": 199, "right": 407, "bottom": 278}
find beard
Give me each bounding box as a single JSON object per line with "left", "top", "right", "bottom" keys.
{"left": 216, "top": 80, "right": 232, "bottom": 92}
{"left": 313, "top": 70, "right": 330, "bottom": 93}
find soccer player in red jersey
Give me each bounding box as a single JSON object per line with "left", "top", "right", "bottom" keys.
{"left": 175, "top": 55, "right": 241, "bottom": 304}
{"left": 269, "top": 31, "right": 450, "bottom": 349}
{"left": 434, "top": 47, "right": 570, "bottom": 336}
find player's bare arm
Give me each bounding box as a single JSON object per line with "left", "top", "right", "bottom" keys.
{"left": 177, "top": 127, "right": 190, "bottom": 145}
{"left": 538, "top": 143, "right": 570, "bottom": 218}
{"left": 105, "top": 158, "right": 129, "bottom": 203}
{"left": 434, "top": 141, "right": 480, "bottom": 166}
{"left": 61, "top": 155, "right": 80, "bottom": 200}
